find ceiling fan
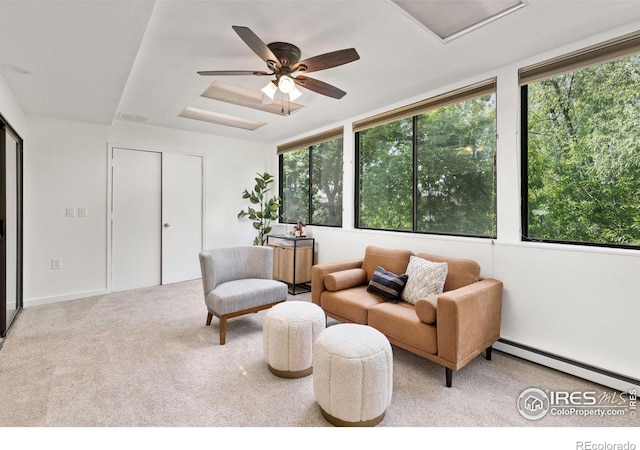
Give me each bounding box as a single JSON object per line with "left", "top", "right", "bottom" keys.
{"left": 198, "top": 26, "right": 360, "bottom": 101}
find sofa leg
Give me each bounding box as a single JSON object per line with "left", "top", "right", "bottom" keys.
{"left": 445, "top": 368, "right": 453, "bottom": 388}
{"left": 206, "top": 312, "right": 213, "bottom": 326}
{"left": 485, "top": 346, "right": 493, "bottom": 361}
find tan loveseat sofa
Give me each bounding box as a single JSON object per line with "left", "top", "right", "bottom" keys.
{"left": 311, "top": 246, "right": 503, "bottom": 387}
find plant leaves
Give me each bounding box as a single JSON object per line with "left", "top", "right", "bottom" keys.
{"left": 240, "top": 172, "right": 281, "bottom": 245}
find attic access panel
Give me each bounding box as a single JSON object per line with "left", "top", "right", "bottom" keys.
{"left": 391, "top": 0, "right": 526, "bottom": 43}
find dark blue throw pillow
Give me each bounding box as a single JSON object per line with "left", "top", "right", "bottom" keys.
{"left": 366, "top": 266, "right": 409, "bottom": 303}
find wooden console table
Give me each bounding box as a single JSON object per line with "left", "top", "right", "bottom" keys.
{"left": 267, "top": 235, "right": 315, "bottom": 295}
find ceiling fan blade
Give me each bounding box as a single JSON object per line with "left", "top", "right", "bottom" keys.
{"left": 292, "top": 48, "right": 360, "bottom": 74}
{"left": 294, "top": 76, "right": 346, "bottom": 99}
{"left": 232, "top": 25, "right": 282, "bottom": 69}
{"left": 197, "top": 70, "right": 270, "bottom": 76}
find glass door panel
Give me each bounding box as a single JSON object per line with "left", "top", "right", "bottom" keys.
{"left": 1, "top": 123, "right": 22, "bottom": 337}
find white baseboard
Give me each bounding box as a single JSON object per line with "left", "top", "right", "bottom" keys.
{"left": 24, "top": 289, "right": 110, "bottom": 308}
{"left": 494, "top": 340, "right": 640, "bottom": 393}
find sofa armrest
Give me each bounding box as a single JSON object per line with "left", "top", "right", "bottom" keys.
{"left": 311, "top": 259, "right": 364, "bottom": 305}
{"left": 435, "top": 279, "right": 503, "bottom": 367}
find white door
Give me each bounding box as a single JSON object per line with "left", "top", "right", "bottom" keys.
{"left": 161, "top": 152, "right": 203, "bottom": 284}
{"left": 112, "top": 148, "right": 162, "bottom": 291}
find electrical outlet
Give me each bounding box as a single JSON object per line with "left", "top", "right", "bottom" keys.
{"left": 51, "top": 258, "right": 62, "bottom": 270}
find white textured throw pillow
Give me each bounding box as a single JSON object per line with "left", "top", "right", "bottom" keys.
{"left": 401, "top": 256, "right": 448, "bottom": 305}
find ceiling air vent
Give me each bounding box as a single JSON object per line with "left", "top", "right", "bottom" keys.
{"left": 117, "top": 112, "right": 149, "bottom": 123}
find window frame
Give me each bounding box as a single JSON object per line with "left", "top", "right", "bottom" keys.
{"left": 354, "top": 80, "right": 498, "bottom": 238}
{"left": 519, "top": 31, "right": 640, "bottom": 250}
{"left": 278, "top": 131, "right": 344, "bottom": 228}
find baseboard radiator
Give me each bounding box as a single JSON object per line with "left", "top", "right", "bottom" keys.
{"left": 494, "top": 339, "right": 640, "bottom": 394}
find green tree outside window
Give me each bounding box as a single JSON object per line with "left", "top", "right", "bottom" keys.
{"left": 281, "top": 137, "right": 343, "bottom": 227}
{"left": 525, "top": 54, "right": 640, "bottom": 247}
{"left": 357, "top": 95, "right": 496, "bottom": 237}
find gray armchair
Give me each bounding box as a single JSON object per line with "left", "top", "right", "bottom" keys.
{"left": 199, "top": 246, "right": 288, "bottom": 344}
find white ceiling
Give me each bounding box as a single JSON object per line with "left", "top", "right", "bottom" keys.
{"left": 2, "top": 0, "right": 640, "bottom": 145}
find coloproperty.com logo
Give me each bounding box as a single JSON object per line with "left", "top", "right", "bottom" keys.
{"left": 517, "top": 387, "right": 637, "bottom": 421}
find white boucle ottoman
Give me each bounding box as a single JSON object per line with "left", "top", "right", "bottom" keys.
{"left": 313, "top": 323, "right": 393, "bottom": 427}
{"left": 263, "top": 301, "right": 326, "bottom": 378}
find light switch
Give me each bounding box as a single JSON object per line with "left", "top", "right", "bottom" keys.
{"left": 51, "top": 258, "right": 62, "bottom": 269}
{"left": 66, "top": 207, "right": 75, "bottom": 217}
{"left": 78, "top": 207, "right": 88, "bottom": 217}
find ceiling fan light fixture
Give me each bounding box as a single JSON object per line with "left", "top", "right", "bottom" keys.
{"left": 288, "top": 86, "right": 303, "bottom": 102}
{"left": 261, "top": 81, "right": 278, "bottom": 100}
{"left": 278, "top": 75, "right": 295, "bottom": 94}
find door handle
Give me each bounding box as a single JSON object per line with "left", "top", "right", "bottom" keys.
{"left": 163, "top": 223, "right": 170, "bottom": 228}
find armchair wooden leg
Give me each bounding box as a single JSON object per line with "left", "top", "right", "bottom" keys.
{"left": 219, "top": 317, "right": 227, "bottom": 345}
{"left": 206, "top": 312, "right": 213, "bottom": 326}
{"left": 445, "top": 368, "right": 453, "bottom": 388}
{"left": 485, "top": 346, "right": 493, "bottom": 361}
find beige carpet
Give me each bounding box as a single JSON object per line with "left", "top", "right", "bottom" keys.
{"left": 0, "top": 280, "right": 635, "bottom": 428}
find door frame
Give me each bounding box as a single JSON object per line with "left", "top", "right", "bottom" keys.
{"left": 106, "top": 145, "right": 205, "bottom": 292}
{"left": 0, "top": 113, "right": 24, "bottom": 337}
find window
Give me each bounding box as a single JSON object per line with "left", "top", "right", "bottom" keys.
{"left": 280, "top": 147, "right": 309, "bottom": 224}
{"left": 279, "top": 129, "right": 343, "bottom": 227}
{"left": 355, "top": 80, "right": 497, "bottom": 237}
{"left": 521, "top": 31, "right": 640, "bottom": 248}
{"left": 358, "top": 118, "right": 413, "bottom": 231}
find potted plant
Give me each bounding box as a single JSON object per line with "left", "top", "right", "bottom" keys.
{"left": 238, "top": 172, "right": 281, "bottom": 245}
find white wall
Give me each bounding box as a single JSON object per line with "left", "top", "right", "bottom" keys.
{"left": 0, "top": 73, "right": 27, "bottom": 136}
{"left": 22, "top": 117, "right": 269, "bottom": 306}
{"left": 24, "top": 116, "right": 110, "bottom": 304}
{"left": 271, "top": 25, "right": 640, "bottom": 382}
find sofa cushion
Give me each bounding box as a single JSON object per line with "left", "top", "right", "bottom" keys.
{"left": 366, "top": 266, "right": 408, "bottom": 303}
{"left": 325, "top": 268, "right": 367, "bottom": 292}
{"left": 401, "top": 256, "right": 448, "bottom": 305}
{"left": 320, "top": 286, "right": 384, "bottom": 324}
{"left": 416, "top": 253, "right": 480, "bottom": 291}
{"left": 414, "top": 295, "right": 438, "bottom": 324}
{"left": 368, "top": 302, "right": 438, "bottom": 355}
{"left": 362, "top": 246, "right": 413, "bottom": 282}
